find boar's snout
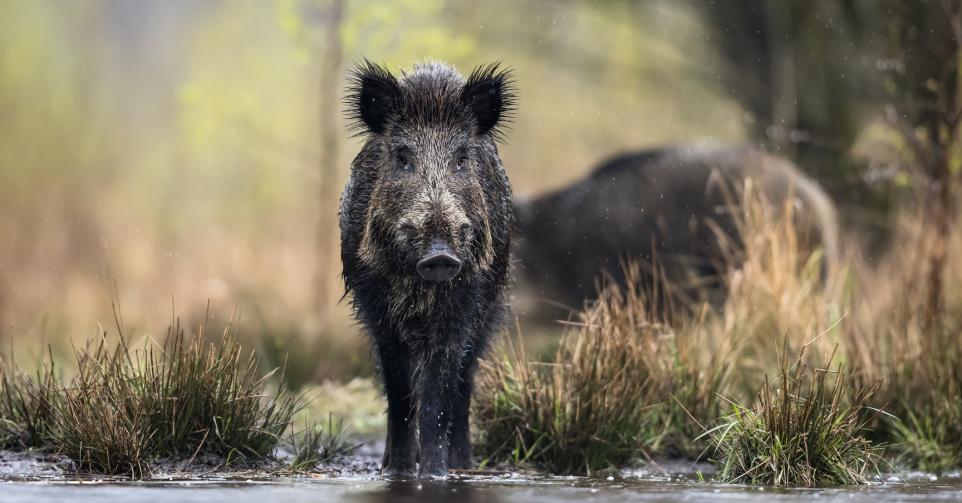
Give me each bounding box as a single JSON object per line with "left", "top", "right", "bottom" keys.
{"left": 417, "top": 239, "right": 462, "bottom": 282}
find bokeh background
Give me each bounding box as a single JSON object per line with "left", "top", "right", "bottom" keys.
{"left": 0, "top": 0, "right": 948, "bottom": 386}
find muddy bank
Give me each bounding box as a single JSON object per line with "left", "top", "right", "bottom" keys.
{"left": 0, "top": 444, "right": 714, "bottom": 483}
{"left": 0, "top": 448, "right": 382, "bottom": 482}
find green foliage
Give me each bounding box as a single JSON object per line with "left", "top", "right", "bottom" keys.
{"left": 893, "top": 412, "right": 960, "bottom": 474}
{"left": 0, "top": 1, "right": 106, "bottom": 196}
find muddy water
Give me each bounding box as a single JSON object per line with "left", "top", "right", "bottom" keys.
{"left": 2, "top": 473, "right": 962, "bottom": 503}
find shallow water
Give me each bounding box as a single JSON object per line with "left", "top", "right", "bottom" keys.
{"left": 2, "top": 473, "right": 962, "bottom": 503}
{"left": 2, "top": 449, "right": 960, "bottom": 502}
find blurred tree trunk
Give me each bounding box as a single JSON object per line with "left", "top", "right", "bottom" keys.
{"left": 925, "top": 148, "right": 953, "bottom": 333}
{"left": 314, "top": 0, "right": 344, "bottom": 316}
{"left": 920, "top": 51, "right": 959, "bottom": 334}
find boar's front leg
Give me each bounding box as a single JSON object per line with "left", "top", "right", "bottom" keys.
{"left": 447, "top": 352, "right": 478, "bottom": 470}
{"left": 376, "top": 338, "right": 417, "bottom": 477}
{"left": 413, "top": 345, "right": 462, "bottom": 478}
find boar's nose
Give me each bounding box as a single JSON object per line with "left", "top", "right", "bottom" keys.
{"left": 417, "top": 240, "right": 462, "bottom": 282}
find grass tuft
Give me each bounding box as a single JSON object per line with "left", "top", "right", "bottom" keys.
{"left": 474, "top": 264, "right": 731, "bottom": 474}
{"left": 46, "top": 338, "right": 153, "bottom": 477}
{"left": 709, "top": 345, "right": 885, "bottom": 486}
{"left": 135, "top": 316, "right": 299, "bottom": 461}
{"left": 0, "top": 310, "right": 301, "bottom": 477}
{"left": 0, "top": 355, "right": 58, "bottom": 449}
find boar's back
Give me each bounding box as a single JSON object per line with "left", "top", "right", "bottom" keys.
{"left": 512, "top": 144, "right": 838, "bottom": 321}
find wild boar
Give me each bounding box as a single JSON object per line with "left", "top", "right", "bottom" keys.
{"left": 339, "top": 61, "right": 515, "bottom": 478}
{"left": 512, "top": 144, "right": 839, "bottom": 321}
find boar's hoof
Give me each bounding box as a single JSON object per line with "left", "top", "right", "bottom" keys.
{"left": 381, "top": 464, "right": 417, "bottom": 479}
{"left": 418, "top": 465, "right": 449, "bottom": 479}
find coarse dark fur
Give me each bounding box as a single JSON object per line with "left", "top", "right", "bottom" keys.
{"left": 512, "top": 144, "right": 839, "bottom": 321}
{"left": 339, "top": 60, "right": 514, "bottom": 478}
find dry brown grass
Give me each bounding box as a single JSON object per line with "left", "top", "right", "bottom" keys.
{"left": 474, "top": 263, "right": 733, "bottom": 474}
{"left": 711, "top": 345, "right": 884, "bottom": 486}
{"left": 0, "top": 312, "right": 301, "bottom": 478}
{"left": 477, "top": 184, "right": 962, "bottom": 479}
{"left": 710, "top": 182, "right": 847, "bottom": 391}
{"left": 842, "top": 213, "right": 962, "bottom": 471}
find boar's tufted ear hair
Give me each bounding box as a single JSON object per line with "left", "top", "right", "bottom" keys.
{"left": 461, "top": 63, "right": 516, "bottom": 140}
{"left": 345, "top": 59, "right": 400, "bottom": 135}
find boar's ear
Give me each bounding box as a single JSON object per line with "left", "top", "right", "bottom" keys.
{"left": 461, "top": 63, "right": 515, "bottom": 140}
{"left": 346, "top": 60, "right": 400, "bottom": 135}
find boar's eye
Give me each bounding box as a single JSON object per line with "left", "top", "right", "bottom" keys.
{"left": 454, "top": 148, "right": 471, "bottom": 171}
{"left": 395, "top": 150, "right": 413, "bottom": 171}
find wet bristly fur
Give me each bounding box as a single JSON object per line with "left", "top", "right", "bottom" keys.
{"left": 339, "top": 60, "right": 515, "bottom": 477}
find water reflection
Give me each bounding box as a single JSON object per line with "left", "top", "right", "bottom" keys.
{"left": 352, "top": 479, "right": 498, "bottom": 503}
